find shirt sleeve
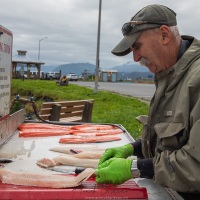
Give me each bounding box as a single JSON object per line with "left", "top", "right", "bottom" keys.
{"left": 137, "top": 158, "right": 154, "bottom": 179}
{"left": 131, "top": 140, "right": 154, "bottom": 179}
{"left": 131, "top": 139, "right": 143, "bottom": 158}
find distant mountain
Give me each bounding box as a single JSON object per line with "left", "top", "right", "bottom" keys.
{"left": 110, "top": 61, "right": 149, "bottom": 73}
{"left": 53, "top": 63, "right": 96, "bottom": 76}
{"left": 41, "top": 61, "right": 152, "bottom": 78}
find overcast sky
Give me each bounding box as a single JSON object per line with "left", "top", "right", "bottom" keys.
{"left": 1, "top": 0, "right": 200, "bottom": 69}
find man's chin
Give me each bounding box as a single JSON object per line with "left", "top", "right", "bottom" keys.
{"left": 145, "top": 65, "right": 157, "bottom": 73}
{"left": 138, "top": 62, "right": 156, "bottom": 73}
{"left": 138, "top": 62, "right": 145, "bottom": 67}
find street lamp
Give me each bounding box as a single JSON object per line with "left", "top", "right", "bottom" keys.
{"left": 38, "top": 37, "right": 47, "bottom": 60}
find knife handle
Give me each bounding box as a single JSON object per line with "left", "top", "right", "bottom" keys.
{"left": 75, "top": 167, "right": 85, "bottom": 174}
{"left": 0, "top": 158, "right": 13, "bottom": 163}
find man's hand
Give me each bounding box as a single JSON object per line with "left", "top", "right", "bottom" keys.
{"left": 98, "top": 144, "right": 134, "bottom": 166}
{"left": 96, "top": 158, "right": 133, "bottom": 184}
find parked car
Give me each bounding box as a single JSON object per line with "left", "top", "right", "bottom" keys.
{"left": 45, "top": 72, "right": 60, "bottom": 80}
{"left": 67, "top": 73, "right": 78, "bottom": 81}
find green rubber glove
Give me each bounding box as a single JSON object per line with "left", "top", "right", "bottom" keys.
{"left": 98, "top": 144, "right": 134, "bottom": 166}
{"left": 96, "top": 158, "right": 133, "bottom": 184}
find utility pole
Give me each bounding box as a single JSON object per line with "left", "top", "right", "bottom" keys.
{"left": 94, "top": 0, "right": 102, "bottom": 94}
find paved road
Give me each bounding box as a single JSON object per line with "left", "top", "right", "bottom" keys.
{"left": 70, "top": 81, "right": 155, "bottom": 101}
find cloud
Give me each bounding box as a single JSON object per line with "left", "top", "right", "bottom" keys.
{"left": 1, "top": 0, "right": 200, "bottom": 68}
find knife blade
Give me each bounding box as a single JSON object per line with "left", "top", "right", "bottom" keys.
{"left": 47, "top": 167, "right": 85, "bottom": 174}
{"left": 0, "top": 158, "right": 13, "bottom": 163}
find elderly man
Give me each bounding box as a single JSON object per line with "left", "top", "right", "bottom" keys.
{"left": 95, "top": 4, "right": 200, "bottom": 199}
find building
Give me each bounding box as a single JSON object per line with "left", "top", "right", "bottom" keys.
{"left": 12, "top": 50, "right": 45, "bottom": 79}
{"left": 99, "top": 70, "right": 118, "bottom": 82}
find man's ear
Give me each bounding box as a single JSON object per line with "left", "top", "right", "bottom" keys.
{"left": 160, "top": 25, "right": 171, "bottom": 45}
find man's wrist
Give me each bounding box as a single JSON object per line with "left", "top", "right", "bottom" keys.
{"left": 131, "top": 160, "right": 140, "bottom": 178}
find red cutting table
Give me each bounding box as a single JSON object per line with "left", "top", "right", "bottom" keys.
{"left": 0, "top": 176, "right": 148, "bottom": 200}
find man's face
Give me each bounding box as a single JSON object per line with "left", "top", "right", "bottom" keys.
{"left": 130, "top": 29, "right": 164, "bottom": 73}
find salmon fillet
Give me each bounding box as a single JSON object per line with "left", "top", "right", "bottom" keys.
{"left": 19, "top": 130, "right": 70, "bottom": 137}
{"left": 18, "top": 123, "right": 73, "bottom": 131}
{"left": 18, "top": 123, "right": 72, "bottom": 137}
{"left": 18, "top": 123, "right": 123, "bottom": 138}
{"left": 71, "top": 129, "right": 123, "bottom": 136}
{"left": 18, "top": 123, "right": 117, "bottom": 131}
{"left": 0, "top": 168, "right": 95, "bottom": 188}
{"left": 71, "top": 124, "right": 118, "bottom": 130}
{"left": 59, "top": 135, "right": 121, "bottom": 144}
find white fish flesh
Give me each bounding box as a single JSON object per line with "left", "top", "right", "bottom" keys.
{"left": 49, "top": 147, "right": 105, "bottom": 159}
{"left": 0, "top": 168, "right": 95, "bottom": 188}
{"left": 37, "top": 155, "right": 99, "bottom": 169}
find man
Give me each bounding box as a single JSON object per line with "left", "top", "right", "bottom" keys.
{"left": 95, "top": 4, "right": 200, "bottom": 199}
{"left": 59, "top": 75, "right": 68, "bottom": 85}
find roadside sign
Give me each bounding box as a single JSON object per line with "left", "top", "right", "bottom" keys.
{"left": 0, "top": 25, "right": 13, "bottom": 120}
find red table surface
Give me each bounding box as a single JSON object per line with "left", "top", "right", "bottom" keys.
{"left": 0, "top": 176, "right": 148, "bottom": 200}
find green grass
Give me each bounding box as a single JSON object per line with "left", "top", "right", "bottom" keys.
{"left": 11, "top": 79, "right": 149, "bottom": 139}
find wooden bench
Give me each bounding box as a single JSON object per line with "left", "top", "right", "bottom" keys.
{"left": 39, "top": 99, "right": 94, "bottom": 122}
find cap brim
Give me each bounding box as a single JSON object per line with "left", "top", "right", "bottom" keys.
{"left": 111, "top": 32, "right": 141, "bottom": 56}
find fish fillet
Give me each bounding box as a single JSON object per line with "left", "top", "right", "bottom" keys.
{"left": 18, "top": 123, "right": 73, "bottom": 131}
{"left": 70, "top": 151, "right": 105, "bottom": 159}
{"left": 49, "top": 145, "right": 104, "bottom": 151}
{"left": 37, "top": 155, "right": 99, "bottom": 169}
{"left": 71, "top": 129, "right": 123, "bottom": 136}
{"left": 19, "top": 130, "right": 70, "bottom": 137}
{"left": 49, "top": 147, "right": 75, "bottom": 154}
{"left": 0, "top": 168, "right": 95, "bottom": 188}
{"left": 71, "top": 124, "right": 118, "bottom": 130}
{"left": 18, "top": 123, "right": 118, "bottom": 131}
{"left": 18, "top": 123, "right": 123, "bottom": 138}
{"left": 59, "top": 135, "right": 121, "bottom": 144}
{"left": 49, "top": 147, "right": 105, "bottom": 159}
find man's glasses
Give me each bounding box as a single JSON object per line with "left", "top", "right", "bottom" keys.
{"left": 121, "top": 21, "right": 163, "bottom": 36}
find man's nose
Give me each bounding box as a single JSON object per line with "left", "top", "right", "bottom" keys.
{"left": 132, "top": 49, "right": 140, "bottom": 62}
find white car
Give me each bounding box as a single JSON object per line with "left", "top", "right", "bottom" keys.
{"left": 67, "top": 73, "right": 78, "bottom": 81}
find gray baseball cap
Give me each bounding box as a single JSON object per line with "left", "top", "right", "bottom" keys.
{"left": 112, "top": 4, "right": 177, "bottom": 56}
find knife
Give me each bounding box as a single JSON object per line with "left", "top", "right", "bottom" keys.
{"left": 0, "top": 158, "right": 13, "bottom": 163}
{"left": 47, "top": 167, "right": 85, "bottom": 174}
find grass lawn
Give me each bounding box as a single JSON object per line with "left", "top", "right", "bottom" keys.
{"left": 11, "top": 79, "right": 149, "bottom": 139}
